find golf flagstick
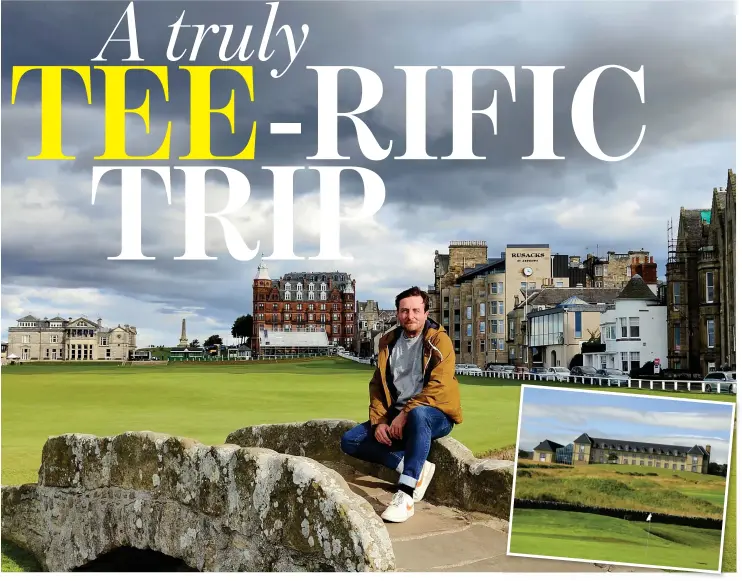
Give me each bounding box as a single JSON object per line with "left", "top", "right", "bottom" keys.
{"left": 644, "top": 513, "right": 652, "bottom": 556}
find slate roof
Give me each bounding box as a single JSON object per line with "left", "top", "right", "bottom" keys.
{"left": 456, "top": 258, "right": 506, "bottom": 282}
{"left": 528, "top": 288, "right": 621, "bottom": 307}
{"left": 617, "top": 274, "right": 658, "bottom": 301}
{"left": 574, "top": 433, "right": 709, "bottom": 457}
{"left": 534, "top": 439, "right": 564, "bottom": 452}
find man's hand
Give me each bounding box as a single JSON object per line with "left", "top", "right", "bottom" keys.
{"left": 375, "top": 423, "right": 393, "bottom": 446}
{"left": 389, "top": 412, "right": 408, "bottom": 439}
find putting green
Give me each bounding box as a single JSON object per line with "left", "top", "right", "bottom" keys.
{"left": 509, "top": 508, "right": 722, "bottom": 572}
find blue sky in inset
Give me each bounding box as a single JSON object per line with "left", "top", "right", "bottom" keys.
{"left": 518, "top": 386, "right": 735, "bottom": 464}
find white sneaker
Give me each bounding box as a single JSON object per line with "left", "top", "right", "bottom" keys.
{"left": 381, "top": 491, "right": 414, "bottom": 523}
{"left": 413, "top": 461, "right": 436, "bottom": 502}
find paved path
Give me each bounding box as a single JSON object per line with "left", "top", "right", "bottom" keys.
{"left": 333, "top": 464, "right": 657, "bottom": 573}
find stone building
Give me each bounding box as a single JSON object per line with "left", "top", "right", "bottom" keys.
{"left": 667, "top": 170, "right": 736, "bottom": 374}
{"left": 582, "top": 250, "right": 656, "bottom": 288}
{"left": 354, "top": 300, "right": 396, "bottom": 357}
{"left": 6, "top": 315, "right": 137, "bottom": 362}
{"left": 251, "top": 259, "right": 356, "bottom": 351}
{"left": 429, "top": 242, "right": 572, "bottom": 367}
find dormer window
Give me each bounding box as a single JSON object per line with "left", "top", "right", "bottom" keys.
{"left": 320, "top": 291, "right": 327, "bottom": 301}
{"left": 296, "top": 292, "right": 303, "bottom": 300}
{"left": 309, "top": 283, "right": 315, "bottom": 291}
{"left": 285, "top": 283, "right": 291, "bottom": 291}
{"left": 320, "top": 283, "right": 327, "bottom": 291}
{"left": 296, "top": 283, "right": 303, "bottom": 291}
{"left": 285, "top": 291, "right": 291, "bottom": 300}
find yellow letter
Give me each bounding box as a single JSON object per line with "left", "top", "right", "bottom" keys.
{"left": 11, "top": 66, "right": 92, "bottom": 160}
{"left": 94, "top": 66, "right": 171, "bottom": 160}
{"left": 179, "top": 66, "right": 256, "bottom": 160}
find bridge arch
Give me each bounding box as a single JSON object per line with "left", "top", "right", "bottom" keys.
{"left": 1, "top": 431, "right": 395, "bottom": 572}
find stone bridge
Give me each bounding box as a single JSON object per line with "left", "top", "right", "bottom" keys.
{"left": 2, "top": 420, "right": 649, "bottom": 572}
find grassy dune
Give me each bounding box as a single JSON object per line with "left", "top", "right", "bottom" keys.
{"left": 515, "top": 461, "right": 727, "bottom": 519}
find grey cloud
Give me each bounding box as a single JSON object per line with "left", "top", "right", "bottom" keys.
{"left": 1, "top": 1, "right": 735, "bottom": 324}
{"left": 2, "top": 1, "right": 735, "bottom": 210}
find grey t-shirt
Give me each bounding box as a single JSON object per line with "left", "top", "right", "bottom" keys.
{"left": 389, "top": 332, "right": 425, "bottom": 410}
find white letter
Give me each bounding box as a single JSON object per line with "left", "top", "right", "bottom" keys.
{"left": 522, "top": 65, "right": 565, "bottom": 160}
{"left": 272, "top": 22, "right": 309, "bottom": 78}
{"left": 91, "top": 1, "right": 143, "bottom": 62}
{"left": 307, "top": 66, "right": 392, "bottom": 161}
{"left": 263, "top": 166, "right": 304, "bottom": 260}
{"left": 174, "top": 166, "right": 259, "bottom": 261}
{"left": 442, "top": 66, "right": 516, "bottom": 160}
{"left": 91, "top": 166, "right": 172, "bottom": 260}
{"left": 166, "top": 11, "right": 189, "bottom": 61}
{"left": 572, "top": 65, "right": 646, "bottom": 162}
{"left": 394, "top": 66, "right": 438, "bottom": 160}
{"left": 307, "top": 166, "right": 385, "bottom": 260}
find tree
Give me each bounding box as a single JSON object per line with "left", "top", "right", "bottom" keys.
{"left": 204, "top": 335, "right": 223, "bottom": 347}
{"left": 586, "top": 328, "right": 602, "bottom": 343}
{"left": 189, "top": 339, "right": 200, "bottom": 349}
{"left": 231, "top": 314, "right": 253, "bottom": 344}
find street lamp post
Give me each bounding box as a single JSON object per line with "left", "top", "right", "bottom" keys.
{"left": 523, "top": 267, "right": 533, "bottom": 368}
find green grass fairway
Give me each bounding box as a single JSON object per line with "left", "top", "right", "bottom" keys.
{"left": 1, "top": 358, "right": 735, "bottom": 571}
{"left": 515, "top": 461, "right": 727, "bottom": 519}
{"left": 509, "top": 508, "right": 722, "bottom": 572}
{"left": 1, "top": 358, "right": 522, "bottom": 486}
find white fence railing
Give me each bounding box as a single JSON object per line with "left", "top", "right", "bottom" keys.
{"left": 455, "top": 370, "right": 628, "bottom": 386}
{"left": 338, "top": 354, "right": 735, "bottom": 395}
{"left": 453, "top": 369, "right": 735, "bottom": 394}
{"left": 337, "top": 351, "right": 374, "bottom": 365}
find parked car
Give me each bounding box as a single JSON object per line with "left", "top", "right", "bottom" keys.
{"left": 529, "top": 367, "right": 556, "bottom": 380}
{"left": 547, "top": 367, "right": 571, "bottom": 382}
{"left": 455, "top": 363, "right": 483, "bottom": 376}
{"left": 595, "top": 368, "right": 629, "bottom": 387}
{"left": 570, "top": 365, "right": 599, "bottom": 377}
{"left": 703, "top": 371, "right": 737, "bottom": 394}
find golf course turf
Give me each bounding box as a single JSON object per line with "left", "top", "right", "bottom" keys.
{"left": 509, "top": 508, "right": 723, "bottom": 571}
{"left": 1, "top": 358, "right": 735, "bottom": 571}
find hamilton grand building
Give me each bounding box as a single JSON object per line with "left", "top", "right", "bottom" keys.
{"left": 251, "top": 259, "right": 356, "bottom": 351}
{"left": 428, "top": 242, "right": 572, "bottom": 367}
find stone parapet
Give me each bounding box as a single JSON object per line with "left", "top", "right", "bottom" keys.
{"left": 226, "top": 419, "right": 514, "bottom": 519}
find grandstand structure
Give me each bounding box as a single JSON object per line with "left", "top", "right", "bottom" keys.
{"left": 256, "top": 329, "right": 332, "bottom": 359}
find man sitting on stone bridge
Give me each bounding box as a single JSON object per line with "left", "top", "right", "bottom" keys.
{"left": 341, "top": 286, "right": 463, "bottom": 523}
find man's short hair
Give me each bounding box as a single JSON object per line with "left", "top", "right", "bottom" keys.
{"left": 395, "top": 286, "right": 430, "bottom": 312}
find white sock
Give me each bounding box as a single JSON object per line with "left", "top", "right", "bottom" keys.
{"left": 396, "top": 459, "right": 404, "bottom": 474}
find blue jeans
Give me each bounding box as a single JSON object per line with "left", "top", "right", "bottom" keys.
{"left": 340, "top": 405, "right": 454, "bottom": 488}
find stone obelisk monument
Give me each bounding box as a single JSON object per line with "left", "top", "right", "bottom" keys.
{"left": 178, "top": 318, "right": 189, "bottom": 347}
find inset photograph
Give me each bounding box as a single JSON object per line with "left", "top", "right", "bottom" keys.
{"left": 507, "top": 385, "right": 735, "bottom": 574}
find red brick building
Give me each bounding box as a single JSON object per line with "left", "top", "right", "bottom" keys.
{"left": 251, "top": 259, "right": 356, "bottom": 351}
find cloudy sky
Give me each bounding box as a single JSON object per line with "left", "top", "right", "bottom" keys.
{"left": 1, "top": 0, "right": 735, "bottom": 347}
{"left": 518, "top": 385, "right": 735, "bottom": 465}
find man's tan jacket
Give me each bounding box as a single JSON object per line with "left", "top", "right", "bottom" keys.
{"left": 368, "top": 318, "right": 463, "bottom": 425}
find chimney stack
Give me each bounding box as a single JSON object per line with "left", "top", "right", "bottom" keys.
{"left": 705, "top": 445, "right": 711, "bottom": 455}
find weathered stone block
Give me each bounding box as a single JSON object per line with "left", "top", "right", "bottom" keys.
{"left": 2, "top": 431, "right": 395, "bottom": 572}
{"left": 226, "top": 419, "right": 514, "bottom": 519}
